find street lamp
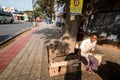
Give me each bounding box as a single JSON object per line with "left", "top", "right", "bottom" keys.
{"left": 32, "top": 0, "right": 36, "bottom": 27}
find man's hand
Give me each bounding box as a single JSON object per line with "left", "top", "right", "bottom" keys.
{"left": 89, "top": 49, "right": 94, "bottom": 54}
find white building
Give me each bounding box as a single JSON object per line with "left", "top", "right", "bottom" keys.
{"left": 2, "top": 6, "right": 25, "bottom": 21}
{"left": 2, "top": 6, "right": 19, "bottom": 13}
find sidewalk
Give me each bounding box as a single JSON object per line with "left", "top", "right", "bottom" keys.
{"left": 0, "top": 22, "right": 104, "bottom": 80}
{"left": 0, "top": 22, "right": 55, "bottom": 80}
{"left": 0, "top": 22, "right": 120, "bottom": 80}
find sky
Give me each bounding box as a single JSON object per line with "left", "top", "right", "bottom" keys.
{"left": 0, "top": 0, "right": 33, "bottom": 11}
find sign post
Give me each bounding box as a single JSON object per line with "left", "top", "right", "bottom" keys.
{"left": 32, "top": 0, "right": 36, "bottom": 27}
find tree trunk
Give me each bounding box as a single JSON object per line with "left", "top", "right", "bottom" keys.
{"left": 62, "top": 0, "right": 95, "bottom": 39}
{"left": 62, "top": 0, "right": 71, "bottom": 37}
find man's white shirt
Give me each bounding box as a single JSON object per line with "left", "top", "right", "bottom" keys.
{"left": 79, "top": 38, "right": 97, "bottom": 58}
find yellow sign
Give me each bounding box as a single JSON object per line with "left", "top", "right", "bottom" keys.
{"left": 70, "top": 0, "right": 83, "bottom": 14}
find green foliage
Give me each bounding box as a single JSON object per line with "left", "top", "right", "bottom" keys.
{"left": 35, "top": 0, "right": 50, "bottom": 14}
{"left": 34, "top": 0, "right": 54, "bottom": 18}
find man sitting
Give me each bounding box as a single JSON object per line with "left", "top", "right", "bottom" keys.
{"left": 78, "top": 33, "right": 99, "bottom": 74}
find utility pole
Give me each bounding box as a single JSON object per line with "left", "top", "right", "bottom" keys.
{"left": 32, "top": 0, "right": 36, "bottom": 27}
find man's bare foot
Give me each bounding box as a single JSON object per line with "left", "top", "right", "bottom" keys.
{"left": 87, "top": 67, "right": 96, "bottom": 75}
{"left": 86, "top": 70, "right": 92, "bottom": 74}
{"left": 90, "top": 70, "right": 96, "bottom": 75}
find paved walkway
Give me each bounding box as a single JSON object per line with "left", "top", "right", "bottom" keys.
{"left": 0, "top": 22, "right": 120, "bottom": 80}
{"left": 0, "top": 22, "right": 106, "bottom": 80}
{"left": 0, "top": 22, "right": 51, "bottom": 80}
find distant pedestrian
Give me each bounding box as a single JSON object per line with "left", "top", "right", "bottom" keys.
{"left": 36, "top": 17, "right": 41, "bottom": 22}
{"left": 52, "top": 13, "right": 55, "bottom": 24}
{"left": 29, "top": 17, "right": 33, "bottom": 22}
{"left": 78, "top": 33, "right": 99, "bottom": 74}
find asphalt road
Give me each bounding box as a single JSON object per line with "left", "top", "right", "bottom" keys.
{"left": 0, "top": 21, "right": 33, "bottom": 44}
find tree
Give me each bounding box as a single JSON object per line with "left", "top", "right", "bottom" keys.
{"left": 35, "top": 0, "right": 120, "bottom": 39}
{"left": 35, "top": 0, "right": 54, "bottom": 17}
{"left": 62, "top": 0, "right": 95, "bottom": 39}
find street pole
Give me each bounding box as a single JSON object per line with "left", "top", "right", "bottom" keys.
{"left": 32, "top": 0, "right": 36, "bottom": 27}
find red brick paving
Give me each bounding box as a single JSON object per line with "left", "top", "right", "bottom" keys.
{"left": 0, "top": 28, "right": 37, "bottom": 73}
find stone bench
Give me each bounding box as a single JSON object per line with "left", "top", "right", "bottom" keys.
{"left": 49, "top": 59, "right": 79, "bottom": 77}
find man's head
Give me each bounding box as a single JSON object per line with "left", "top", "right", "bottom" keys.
{"left": 90, "top": 33, "right": 98, "bottom": 42}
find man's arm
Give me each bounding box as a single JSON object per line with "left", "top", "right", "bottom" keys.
{"left": 90, "top": 41, "right": 97, "bottom": 54}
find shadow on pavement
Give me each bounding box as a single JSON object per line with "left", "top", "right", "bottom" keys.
{"left": 34, "top": 28, "right": 62, "bottom": 43}
{"left": 35, "top": 28, "right": 71, "bottom": 56}
{"left": 34, "top": 27, "right": 82, "bottom": 80}
{"left": 98, "top": 61, "right": 120, "bottom": 80}
{"left": 0, "top": 35, "right": 14, "bottom": 44}
{"left": 64, "top": 54, "right": 82, "bottom": 80}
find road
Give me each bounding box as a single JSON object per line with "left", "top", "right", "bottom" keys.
{"left": 0, "top": 21, "right": 33, "bottom": 44}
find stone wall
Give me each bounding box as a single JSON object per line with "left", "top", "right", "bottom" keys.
{"left": 87, "top": 12, "right": 120, "bottom": 46}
